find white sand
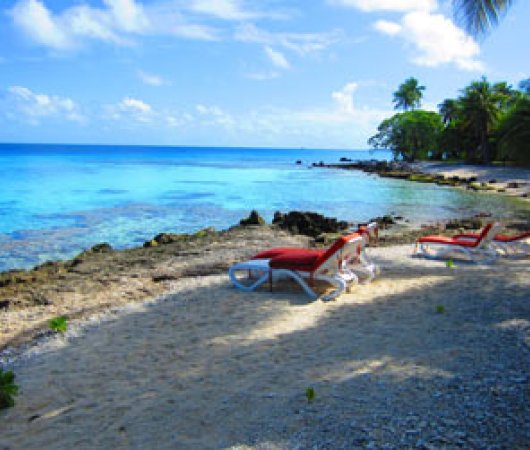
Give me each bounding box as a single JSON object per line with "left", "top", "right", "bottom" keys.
{"left": 0, "top": 245, "right": 529, "bottom": 448}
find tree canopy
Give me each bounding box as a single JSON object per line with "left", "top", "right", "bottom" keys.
{"left": 392, "top": 77, "right": 425, "bottom": 111}
{"left": 369, "top": 76, "right": 530, "bottom": 166}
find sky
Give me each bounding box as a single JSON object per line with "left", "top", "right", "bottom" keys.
{"left": 0, "top": 0, "right": 529, "bottom": 149}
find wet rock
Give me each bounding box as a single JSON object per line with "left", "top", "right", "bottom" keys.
{"left": 507, "top": 182, "right": 520, "bottom": 189}
{"left": 143, "top": 239, "right": 158, "bottom": 248}
{"left": 272, "top": 211, "right": 349, "bottom": 237}
{"left": 90, "top": 243, "right": 113, "bottom": 253}
{"left": 295, "top": 160, "right": 302, "bottom": 164}
{"left": 340, "top": 157, "right": 352, "bottom": 162}
{"left": 239, "top": 210, "right": 266, "bottom": 226}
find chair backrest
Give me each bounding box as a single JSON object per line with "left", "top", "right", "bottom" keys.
{"left": 472, "top": 222, "right": 501, "bottom": 248}
{"left": 358, "top": 222, "right": 379, "bottom": 245}
{"left": 312, "top": 233, "right": 363, "bottom": 275}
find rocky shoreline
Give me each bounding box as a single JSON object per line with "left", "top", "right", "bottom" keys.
{"left": 312, "top": 159, "right": 530, "bottom": 200}
{"left": 1, "top": 209, "right": 528, "bottom": 354}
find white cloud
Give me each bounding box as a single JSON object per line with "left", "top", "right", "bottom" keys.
{"left": 235, "top": 23, "right": 342, "bottom": 56}
{"left": 189, "top": 0, "right": 258, "bottom": 21}
{"left": 171, "top": 23, "right": 220, "bottom": 41}
{"left": 264, "top": 46, "right": 290, "bottom": 69}
{"left": 331, "top": 82, "right": 358, "bottom": 115}
{"left": 120, "top": 97, "right": 152, "bottom": 113}
{"left": 329, "top": 0, "right": 437, "bottom": 12}
{"left": 138, "top": 70, "right": 169, "bottom": 87}
{"left": 373, "top": 20, "right": 402, "bottom": 36}
{"left": 103, "top": 0, "right": 149, "bottom": 33}
{"left": 376, "top": 11, "right": 483, "bottom": 70}
{"left": 11, "top": 0, "right": 71, "bottom": 50}
{"left": 5, "top": 85, "right": 84, "bottom": 124}
{"left": 196, "top": 104, "right": 235, "bottom": 127}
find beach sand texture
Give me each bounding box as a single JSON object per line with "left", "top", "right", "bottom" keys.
{"left": 1, "top": 245, "right": 529, "bottom": 449}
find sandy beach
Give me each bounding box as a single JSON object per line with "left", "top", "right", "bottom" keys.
{"left": 1, "top": 242, "right": 528, "bottom": 448}
{"left": 413, "top": 162, "right": 530, "bottom": 199}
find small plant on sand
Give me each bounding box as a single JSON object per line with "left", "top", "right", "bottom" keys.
{"left": 446, "top": 259, "right": 455, "bottom": 268}
{"left": 305, "top": 387, "right": 315, "bottom": 403}
{"left": 435, "top": 305, "right": 446, "bottom": 314}
{"left": 49, "top": 316, "right": 68, "bottom": 333}
{"left": 0, "top": 368, "right": 19, "bottom": 409}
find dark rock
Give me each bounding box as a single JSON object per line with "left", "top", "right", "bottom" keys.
{"left": 489, "top": 179, "right": 497, "bottom": 184}
{"left": 240, "top": 210, "right": 266, "bottom": 226}
{"left": 340, "top": 157, "right": 352, "bottom": 162}
{"left": 295, "top": 160, "right": 302, "bottom": 164}
{"left": 272, "top": 211, "right": 349, "bottom": 237}
{"left": 90, "top": 243, "right": 113, "bottom": 253}
{"left": 445, "top": 218, "right": 482, "bottom": 230}
{"left": 522, "top": 193, "right": 528, "bottom": 198}
{"left": 144, "top": 232, "right": 191, "bottom": 247}
{"left": 32, "top": 293, "right": 53, "bottom": 306}
{"left": 0, "top": 299, "right": 11, "bottom": 310}
{"left": 467, "top": 176, "right": 478, "bottom": 182}
{"left": 371, "top": 215, "right": 396, "bottom": 227}
{"left": 497, "top": 189, "right": 506, "bottom": 193}
{"left": 507, "top": 182, "right": 520, "bottom": 189}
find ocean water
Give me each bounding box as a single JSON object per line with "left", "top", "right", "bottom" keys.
{"left": 0, "top": 143, "right": 527, "bottom": 271}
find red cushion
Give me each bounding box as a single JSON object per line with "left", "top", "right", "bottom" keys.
{"left": 494, "top": 231, "right": 530, "bottom": 242}
{"left": 417, "top": 236, "right": 478, "bottom": 247}
{"left": 269, "top": 251, "right": 322, "bottom": 271}
{"left": 253, "top": 247, "right": 321, "bottom": 259}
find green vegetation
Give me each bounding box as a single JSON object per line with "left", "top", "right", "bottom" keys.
{"left": 369, "top": 76, "right": 530, "bottom": 165}
{"left": 0, "top": 368, "right": 19, "bottom": 409}
{"left": 435, "top": 305, "right": 446, "bottom": 314}
{"left": 49, "top": 316, "right": 68, "bottom": 333}
{"left": 305, "top": 386, "right": 315, "bottom": 403}
{"left": 446, "top": 260, "right": 455, "bottom": 268}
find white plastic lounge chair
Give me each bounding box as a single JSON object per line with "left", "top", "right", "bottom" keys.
{"left": 354, "top": 222, "right": 380, "bottom": 282}
{"left": 414, "top": 222, "right": 501, "bottom": 263}
{"left": 246, "top": 222, "right": 380, "bottom": 283}
{"left": 228, "top": 233, "right": 363, "bottom": 301}
{"left": 453, "top": 230, "right": 530, "bottom": 258}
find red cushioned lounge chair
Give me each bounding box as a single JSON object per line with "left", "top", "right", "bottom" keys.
{"left": 414, "top": 222, "right": 501, "bottom": 263}
{"left": 245, "top": 222, "right": 380, "bottom": 283}
{"left": 452, "top": 230, "right": 530, "bottom": 258}
{"left": 228, "top": 233, "right": 364, "bottom": 301}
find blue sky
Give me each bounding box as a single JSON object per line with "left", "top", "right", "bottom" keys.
{"left": 0, "top": 0, "right": 528, "bottom": 149}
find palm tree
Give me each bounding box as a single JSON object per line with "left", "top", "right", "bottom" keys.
{"left": 459, "top": 77, "right": 505, "bottom": 162}
{"left": 393, "top": 77, "right": 425, "bottom": 111}
{"left": 438, "top": 99, "right": 460, "bottom": 126}
{"left": 453, "top": 0, "right": 515, "bottom": 36}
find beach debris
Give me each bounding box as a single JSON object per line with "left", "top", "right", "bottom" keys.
{"left": 272, "top": 211, "right": 349, "bottom": 237}
{"left": 239, "top": 210, "right": 266, "bottom": 226}
{"left": 49, "top": 316, "right": 68, "bottom": 333}
{"left": 0, "top": 368, "right": 19, "bottom": 409}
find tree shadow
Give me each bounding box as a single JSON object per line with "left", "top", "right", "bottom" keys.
{"left": 1, "top": 256, "right": 528, "bottom": 449}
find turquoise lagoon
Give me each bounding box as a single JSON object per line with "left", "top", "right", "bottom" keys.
{"left": 0, "top": 144, "right": 527, "bottom": 271}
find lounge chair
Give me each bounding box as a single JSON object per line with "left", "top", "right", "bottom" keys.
{"left": 249, "top": 222, "right": 380, "bottom": 283}
{"left": 228, "top": 233, "right": 363, "bottom": 301}
{"left": 414, "top": 222, "right": 501, "bottom": 263}
{"left": 452, "top": 230, "right": 530, "bottom": 258}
